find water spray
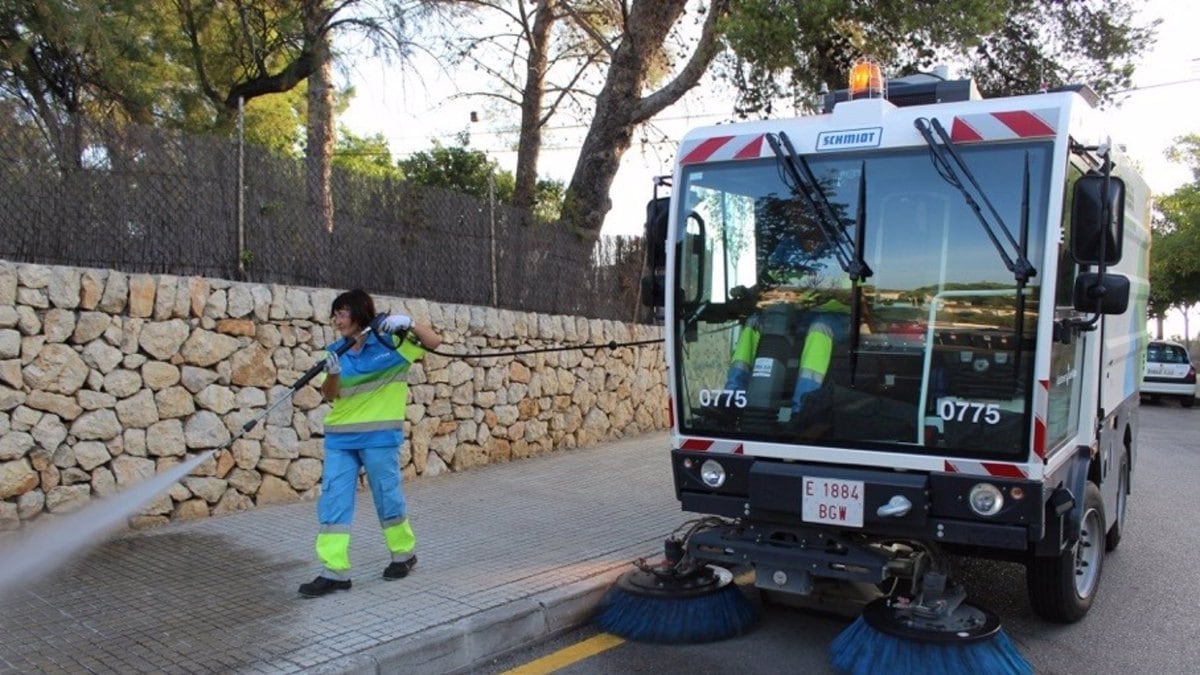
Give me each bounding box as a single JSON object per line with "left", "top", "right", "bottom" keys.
{"left": 0, "top": 331, "right": 363, "bottom": 599}
{"left": 0, "top": 323, "right": 665, "bottom": 599}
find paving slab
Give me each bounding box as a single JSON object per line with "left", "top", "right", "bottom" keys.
{"left": 0, "top": 432, "right": 677, "bottom": 674}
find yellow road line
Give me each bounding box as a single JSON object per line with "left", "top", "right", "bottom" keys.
{"left": 500, "top": 632, "right": 625, "bottom": 675}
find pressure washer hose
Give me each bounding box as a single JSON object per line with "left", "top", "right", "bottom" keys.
{"left": 206, "top": 324, "right": 665, "bottom": 460}
{"left": 426, "top": 337, "right": 664, "bottom": 360}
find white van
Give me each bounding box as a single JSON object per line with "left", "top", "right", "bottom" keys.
{"left": 1142, "top": 340, "right": 1197, "bottom": 407}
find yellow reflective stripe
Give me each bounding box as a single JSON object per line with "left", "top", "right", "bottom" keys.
{"left": 731, "top": 326, "right": 761, "bottom": 365}
{"left": 799, "top": 323, "right": 833, "bottom": 377}
{"left": 316, "top": 532, "right": 351, "bottom": 572}
{"left": 382, "top": 518, "right": 416, "bottom": 555}
{"left": 340, "top": 371, "right": 404, "bottom": 398}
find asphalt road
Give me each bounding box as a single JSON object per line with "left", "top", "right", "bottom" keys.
{"left": 481, "top": 401, "right": 1200, "bottom": 675}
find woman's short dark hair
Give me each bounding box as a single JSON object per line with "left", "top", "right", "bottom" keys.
{"left": 331, "top": 289, "right": 375, "bottom": 329}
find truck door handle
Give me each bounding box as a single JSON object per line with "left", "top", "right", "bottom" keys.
{"left": 877, "top": 495, "right": 912, "bottom": 517}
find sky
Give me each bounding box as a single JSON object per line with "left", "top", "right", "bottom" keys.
{"left": 337, "top": 0, "right": 1199, "bottom": 339}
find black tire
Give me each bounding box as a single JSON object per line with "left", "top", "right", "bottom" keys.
{"left": 1181, "top": 396, "right": 1195, "bottom": 408}
{"left": 1027, "top": 481, "right": 1105, "bottom": 623}
{"left": 1105, "top": 453, "right": 1128, "bottom": 552}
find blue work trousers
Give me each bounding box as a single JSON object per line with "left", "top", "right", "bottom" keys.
{"left": 318, "top": 445, "right": 408, "bottom": 526}
{"left": 315, "top": 444, "right": 414, "bottom": 578}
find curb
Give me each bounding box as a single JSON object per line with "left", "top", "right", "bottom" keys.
{"left": 323, "top": 566, "right": 628, "bottom": 675}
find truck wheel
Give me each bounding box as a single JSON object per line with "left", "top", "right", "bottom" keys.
{"left": 1105, "top": 453, "right": 1128, "bottom": 552}
{"left": 1027, "top": 481, "right": 1105, "bottom": 623}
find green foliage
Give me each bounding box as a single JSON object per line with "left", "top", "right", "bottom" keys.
{"left": 396, "top": 140, "right": 566, "bottom": 223}
{"left": 395, "top": 140, "right": 563, "bottom": 221}
{"left": 965, "top": 0, "right": 1155, "bottom": 101}
{"left": 333, "top": 126, "right": 404, "bottom": 181}
{"left": 531, "top": 178, "right": 566, "bottom": 223}
{"left": 1151, "top": 134, "right": 1200, "bottom": 318}
{"left": 241, "top": 88, "right": 308, "bottom": 157}
{"left": 721, "top": 0, "right": 1155, "bottom": 115}
{"left": 399, "top": 142, "right": 507, "bottom": 199}
{"left": 0, "top": 1, "right": 387, "bottom": 150}
{"left": 1165, "top": 135, "right": 1200, "bottom": 182}
{"left": 0, "top": 1, "right": 192, "bottom": 122}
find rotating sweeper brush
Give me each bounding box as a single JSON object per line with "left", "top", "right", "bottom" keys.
{"left": 830, "top": 572, "right": 1031, "bottom": 675}
{"left": 594, "top": 520, "right": 757, "bottom": 644}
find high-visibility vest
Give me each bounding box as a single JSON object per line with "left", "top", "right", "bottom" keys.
{"left": 323, "top": 331, "right": 426, "bottom": 450}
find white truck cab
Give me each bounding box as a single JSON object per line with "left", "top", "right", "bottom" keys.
{"left": 640, "top": 62, "right": 1150, "bottom": 629}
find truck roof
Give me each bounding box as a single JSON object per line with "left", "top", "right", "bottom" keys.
{"left": 676, "top": 89, "right": 1095, "bottom": 166}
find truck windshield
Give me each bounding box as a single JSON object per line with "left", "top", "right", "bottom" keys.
{"left": 674, "top": 142, "right": 1051, "bottom": 458}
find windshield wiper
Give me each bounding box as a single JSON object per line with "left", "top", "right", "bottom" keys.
{"left": 848, "top": 162, "right": 868, "bottom": 388}
{"left": 1012, "top": 152, "right": 1031, "bottom": 378}
{"left": 913, "top": 117, "right": 1037, "bottom": 285}
{"left": 765, "top": 132, "right": 873, "bottom": 282}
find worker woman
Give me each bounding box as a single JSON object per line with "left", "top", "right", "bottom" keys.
{"left": 299, "top": 289, "right": 442, "bottom": 598}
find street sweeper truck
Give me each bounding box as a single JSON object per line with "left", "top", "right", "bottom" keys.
{"left": 600, "top": 61, "right": 1149, "bottom": 667}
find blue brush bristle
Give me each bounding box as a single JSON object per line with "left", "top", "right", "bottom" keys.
{"left": 829, "top": 615, "right": 1032, "bottom": 675}
{"left": 595, "top": 583, "right": 758, "bottom": 644}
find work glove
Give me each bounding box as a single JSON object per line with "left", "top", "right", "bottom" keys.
{"left": 324, "top": 351, "right": 341, "bottom": 375}
{"left": 374, "top": 313, "right": 412, "bottom": 335}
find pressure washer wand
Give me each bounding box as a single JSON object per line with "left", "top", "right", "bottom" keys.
{"left": 206, "top": 329, "right": 365, "bottom": 457}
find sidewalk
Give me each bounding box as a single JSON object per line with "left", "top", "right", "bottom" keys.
{"left": 0, "top": 432, "right": 678, "bottom": 675}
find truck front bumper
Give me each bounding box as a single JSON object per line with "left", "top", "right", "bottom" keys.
{"left": 673, "top": 450, "right": 1044, "bottom": 564}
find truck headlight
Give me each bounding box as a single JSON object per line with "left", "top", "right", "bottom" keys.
{"left": 968, "top": 483, "right": 1004, "bottom": 516}
{"left": 700, "top": 459, "right": 726, "bottom": 488}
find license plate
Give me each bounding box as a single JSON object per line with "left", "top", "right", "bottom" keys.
{"left": 802, "top": 477, "right": 865, "bottom": 528}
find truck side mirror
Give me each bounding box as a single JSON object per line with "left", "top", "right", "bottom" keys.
{"left": 1073, "top": 272, "right": 1129, "bottom": 315}
{"left": 645, "top": 197, "right": 670, "bottom": 268}
{"left": 1070, "top": 175, "right": 1125, "bottom": 266}
{"left": 640, "top": 272, "right": 665, "bottom": 308}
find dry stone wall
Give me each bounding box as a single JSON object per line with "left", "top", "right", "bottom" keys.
{"left": 0, "top": 261, "right": 668, "bottom": 530}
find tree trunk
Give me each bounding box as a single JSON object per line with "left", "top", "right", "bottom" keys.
{"left": 304, "top": 2, "right": 334, "bottom": 233}
{"left": 564, "top": 79, "right": 639, "bottom": 235}
{"left": 513, "top": 0, "right": 556, "bottom": 213}
{"left": 563, "top": 0, "right": 728, "bottom": 234}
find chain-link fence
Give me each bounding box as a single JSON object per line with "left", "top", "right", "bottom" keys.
{"left": 0, "top": 114, "right": 652, "bottom": 322}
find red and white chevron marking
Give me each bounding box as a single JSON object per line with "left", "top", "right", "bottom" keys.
{"left": 1032, "top": 379, "right": 1049, "bottom": 460}
{"left": 677, "top": 438, "right": 745, "bottom": 454}
{"left": 949, "top": 109, "right": 1059, "bottom": 143}
{"left": 943, "top": 459, "right": 1029, "bottom": 478}
{"left": 679, "top": 134, "right": 767, "bottom": 164}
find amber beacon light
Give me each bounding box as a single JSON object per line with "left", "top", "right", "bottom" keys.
{"left": 848, "top": 60, "right": 886, "bottom": 100}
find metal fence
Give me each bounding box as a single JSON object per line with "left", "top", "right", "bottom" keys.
{"left": 0, "top": 114, "right": 651, "bottom": 322}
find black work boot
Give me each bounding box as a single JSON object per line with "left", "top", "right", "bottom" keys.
{"left": 382, "top": 555, "right": 417, "bottom": 580}
{"left": 298, "top": 576, "right": 351, "bottom": 597}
